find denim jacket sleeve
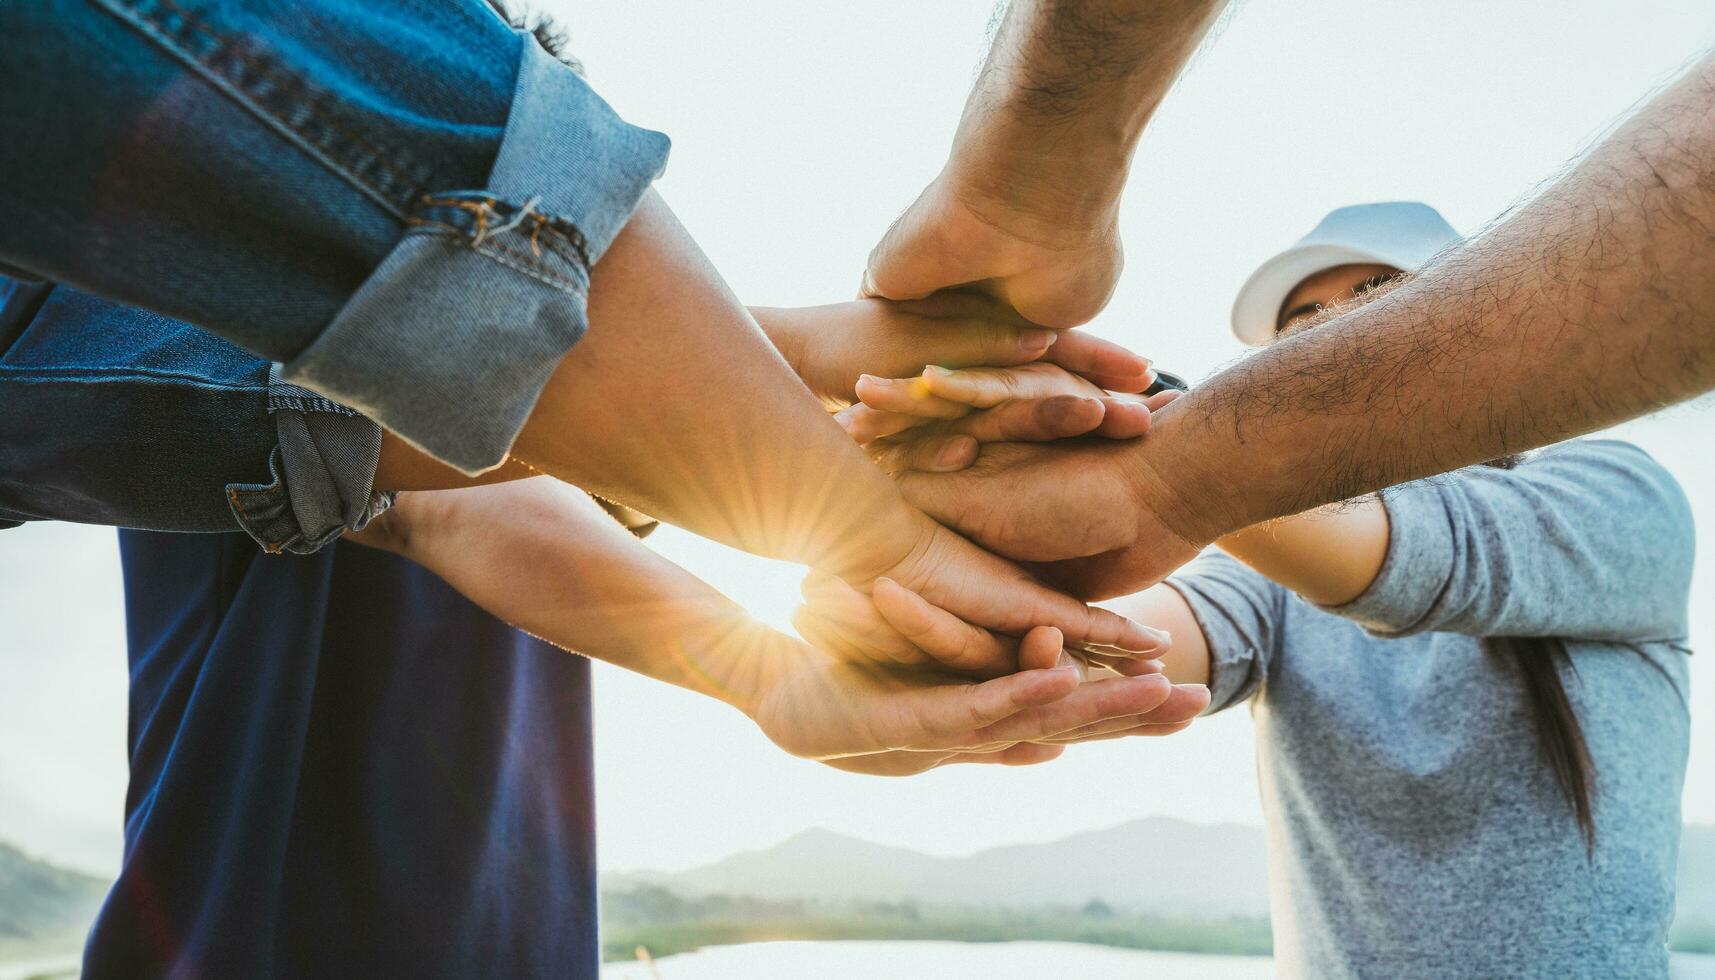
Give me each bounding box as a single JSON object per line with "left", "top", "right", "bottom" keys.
{"left": 0, "top": 281, "right": 390, "bottom": 554}
{"left": 0, "top": 0, "right": 669, "bottom": 475}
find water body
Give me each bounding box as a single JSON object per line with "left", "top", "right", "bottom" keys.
{"left": 602, "top": 942, "right": 1715, "bottom": 980}
{"left": 604, "top": 941, "right": 1272, "bottom": 979}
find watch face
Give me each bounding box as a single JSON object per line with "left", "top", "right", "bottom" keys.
{"left": 1144, "top": 370, "right": 1189, "bottom": 396}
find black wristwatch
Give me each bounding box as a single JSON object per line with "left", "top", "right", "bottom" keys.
{"left": 1144, "top": 370, "right": 1189, "bottom": 396}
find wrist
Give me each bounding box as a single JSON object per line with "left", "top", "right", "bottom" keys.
{"left": 694, "top": 616, "right": 795, "bottom": 719}
{"left": 814, "top": 501, "right": 939, "bottom": 586}
{"left": 1124, "top": 404, "right": 1265, "bottom": 549}
{"left": 940, "top": 146, "right": 1127, "bottom": 243}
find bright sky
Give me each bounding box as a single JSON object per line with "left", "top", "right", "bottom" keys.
{"left": 2, "top": 0, "right": 1713, "bottom": 878}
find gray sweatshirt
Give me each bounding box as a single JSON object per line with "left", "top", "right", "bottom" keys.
{"left": 1169, "top": 440, "right": 1695, "bottom": 979}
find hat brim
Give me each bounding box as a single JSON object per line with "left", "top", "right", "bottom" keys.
{"left": 1229, "top": 243, "right": 1399, "bottom": 347}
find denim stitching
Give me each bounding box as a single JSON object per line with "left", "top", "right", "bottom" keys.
{"left": 267, "top": 395, "right": 361, "bottom": 416}
{"left": 404, "top": 223, "right": 588, "bottom": 298}
{"left": 416, "top": 194, "right": 591, "bottom": 267}
{"left": 97, "top": 0, "right": 599, "bottom": 301}
{"left": 97, "top": 0, "right": 434, "bottom": 219}
{"left": 0, "top": 365, "right": 264, "bottom": 391}
{"left": 225, "top": 485, "right": 294, "bottom": 555}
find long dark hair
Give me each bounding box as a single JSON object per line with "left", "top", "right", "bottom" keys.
{"left": 1479, "top": 457, "right": 1596, "bottom": 854}
{"left": 1279, "top": 284, "right": 1599, "bottom": 852}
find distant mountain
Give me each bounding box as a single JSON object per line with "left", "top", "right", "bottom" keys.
{"left": 610, "top": 817, "right": 1273, "bottom": 916}
{"left": 0, "top": 842, "right": 106, "bottom": 962}
{"left": 612, "top": 820, "right": 1715, "bottom": 923}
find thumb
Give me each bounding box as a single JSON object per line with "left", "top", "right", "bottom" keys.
{"left": 894, "top": 468, "right": 978, "bottom": 533}
{"left": 863, "top": 196, "right": 975, "bottom": 302}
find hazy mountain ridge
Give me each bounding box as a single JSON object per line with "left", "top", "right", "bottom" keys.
{"left": 610, "top": 817, "right": 1273, "bottom": 915}
{"left": 612, "top": 819, "right": 1715, "bottom": 923}
{"left": 0, "top": 842, "right": 105, "bottom": 961}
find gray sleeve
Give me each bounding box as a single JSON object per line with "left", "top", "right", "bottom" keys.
{"left": 1165, "top": 553, "right": 1291, "bottom": 713}
{"left": 1325, "top": 440, "right": 1694, "bottom": 642}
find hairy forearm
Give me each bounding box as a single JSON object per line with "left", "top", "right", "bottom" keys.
{"left": 508, "top": 191, "right": 924, "bottom": 578}
{"left": 951, "top": 0, "right": 1227, "bottom": 218}
{"left": 385, "top": 481, "right": 787, "bottom": 716}
{"left": 1149, "top": 49, "right": 1715, "bottom": 542}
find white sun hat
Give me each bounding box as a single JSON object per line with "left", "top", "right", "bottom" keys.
{"left": 1229, "top": 202, "right": 1462, "bottom": 347}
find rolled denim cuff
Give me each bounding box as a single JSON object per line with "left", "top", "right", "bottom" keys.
{"left": 282, "top": 36, "right": 671, "bottom": 475}
{"left": 225, "top": 369, "right": 393, "bottom": 555}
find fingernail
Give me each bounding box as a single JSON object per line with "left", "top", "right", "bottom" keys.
{"left": 1122, "top": 627, "right": 1171, "bottom": 652}
{"left": 860, "top": 374, "right": 892, "bottom": 387}
{"left": 925, "top": 364, "right": 952, "bottom": 377}
{"left": 1019, "top": 329, "right": 1055, "bottom": 353}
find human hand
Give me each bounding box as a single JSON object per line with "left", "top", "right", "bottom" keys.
{"left": 794, "top": 571, "right": 1166, "bottom": 679}
{"left": 841, "top": 513, "right": 1170, "bottom": 675}
{"left": 753, "top": 623, "right": 1208, "bottom": 774}
{"left": 863, "top": 171, "right": 1124, "bottom": 330}
{"left": 752, "top": 293, "right": 1151, "bottom": 409}
{"left": 882, "top": 436, "right": 1205, "bottom": 601}
{"left": 836, "top": 362, "right": 1181, "bottom": 461}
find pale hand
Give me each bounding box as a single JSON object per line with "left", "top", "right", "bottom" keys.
{"left": 753, "top": 628, "right": 1209, "bottom": 772}
{"left": 754, "top": 293, "right": 1151, "bottom": 410}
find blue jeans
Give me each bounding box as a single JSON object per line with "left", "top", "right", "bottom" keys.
{"left": 1, "top": 278, "right": 384, "bottom": 552}
{"left": 0, "top": 1, "right": 668, "bottom": 474}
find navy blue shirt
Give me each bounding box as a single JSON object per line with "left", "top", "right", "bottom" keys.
{"left": 94, "top": 531, "right": 598, "bottom": 978}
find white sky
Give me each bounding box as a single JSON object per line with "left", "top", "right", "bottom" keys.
{"left": 2, "top": 0, "right": 1713, "bottom": 878}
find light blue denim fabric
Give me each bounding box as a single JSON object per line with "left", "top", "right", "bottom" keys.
{"left": 0, "top": 1, "right": 669, "bottom": 475}
{"left": 0, "top": 280, "right": 389, "bottom": 554}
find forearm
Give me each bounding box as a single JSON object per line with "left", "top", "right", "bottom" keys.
{"left": 1101, "top": 585, "right": 1209, "bottom": 685}
{"left": 1, "top": 2, "right": 670, "bottom": 476}
{"left": 1217, "top": 497, "right": 1389, "bottom": 607}
{"left": 381, "top": 480, "right": 787, "bottom": 715}
{"left": 1146, "top": 50, "right": 1715, "bottom": 542}
{"left": 949, "top": 0, "right": 1227, "bottom": 219}
{"left": 510, "top": 192, "right": 924, "bottom": 579}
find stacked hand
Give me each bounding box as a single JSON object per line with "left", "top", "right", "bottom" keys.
{"left": 356, "top": 290, "right": 1208, "bottom": 779}
{"left": 772, "top": 302, "right": 1211, "bottom": 766}
{"left": 350, "top": 477, "right": 1206, "bottom": 778}
{"left": 753, "top": 618, "right": 1207, "bottom": 776}
{"left": 828, "top": 360, "right": 1206, "bottom": 600}
{"left": 750, "top": 295, "right": 1177, "bottom": 676}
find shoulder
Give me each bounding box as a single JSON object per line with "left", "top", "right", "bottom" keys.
{"left": 1509, "top": 437, "right": 1674, "bottom": 482}
{"left": 1444, "top": 439, "right": 1691, "bottom": 523}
